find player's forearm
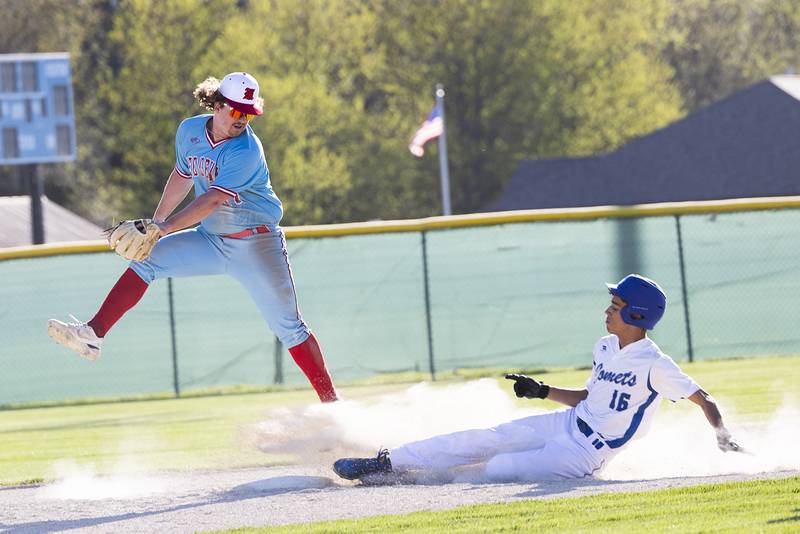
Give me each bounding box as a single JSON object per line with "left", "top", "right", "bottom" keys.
{"left": 153, "top": 171, "right": 194, "bottom": 223}
{"left": 545, "top": 387, "right": 588, "bottom": 407}
{"left": 158, "top": 190, "right": 227, "bottom": 235}
{"left": 701, "top": 400, "right": 724, "bottom": 429}
{"left": 689, "top": 389, "right": 724, "bottom": 429}
{"left": 688, "top": 388, "right": 744, "bottom": 452}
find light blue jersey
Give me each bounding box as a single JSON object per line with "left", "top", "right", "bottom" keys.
{"left": 129, "top": 114, "right": 310, "bottom": 348}
{"left": 173, "top": 115, "right": 283, "bottom": 235}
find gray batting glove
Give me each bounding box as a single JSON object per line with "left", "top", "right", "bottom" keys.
{"left": 715, "top": 427, "right": 743, "bottom": 453}
{"left": 505, "top": 374, "right": 550, "bottom": 399}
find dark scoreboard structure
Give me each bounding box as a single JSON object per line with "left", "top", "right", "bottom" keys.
{"left": 0, "top": 52, "right": 76, "bottom": 165}
{"left": 1, "top": 53, "right": 77, "bottom": 244}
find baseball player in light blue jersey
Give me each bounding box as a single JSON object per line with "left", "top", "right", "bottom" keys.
{"left": 333, "top": 274, "right": 744, "bottom": 482}
{"left": 48, "top": 72, "right": 339, "bottom": 402}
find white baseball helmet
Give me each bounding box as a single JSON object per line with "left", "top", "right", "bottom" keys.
{"left": 219, "top": 72, "right": 263, "bottom": 116}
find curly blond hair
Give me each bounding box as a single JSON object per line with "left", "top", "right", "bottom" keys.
{"left": 193, "top": 76, "right": 265, "bottom": 113}
{"left": 193, "top": 77, "right": 225, "bottom": 111}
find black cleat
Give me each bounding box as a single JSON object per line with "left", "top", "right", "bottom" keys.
{"left": 333, "top": 448, "right": 392, "bottom": 480}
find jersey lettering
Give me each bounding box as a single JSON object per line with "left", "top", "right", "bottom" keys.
{"left": 185, "top": 156, "right": 217, "bottom": 182}
{"left": 594, "top": 363, "right": 637, "bottom": 387}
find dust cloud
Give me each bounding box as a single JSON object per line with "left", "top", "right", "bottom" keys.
{"left": 246, "top": 379, "right": 800, "bottom": 481}
{"left": 244, "top": 379, "right": 542, "bottom": 459}
{"left": 37, "top": 380, "right": 797, "bottom": 499}
{"left": 602, "top": 396, "right": 800, "bottom": 479}
{"left": 38, "top": 459, "right": 168, "bottom": 500}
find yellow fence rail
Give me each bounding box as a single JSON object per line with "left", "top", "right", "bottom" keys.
{"left": 3, "top": 195, "right": 800, "bottom": 261}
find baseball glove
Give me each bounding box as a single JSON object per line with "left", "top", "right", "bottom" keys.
{"left": 106, "top": 219, "right": 161, "bottom": 262}
{"left": 505, "top": 373, "right": 551, "bottom": 399}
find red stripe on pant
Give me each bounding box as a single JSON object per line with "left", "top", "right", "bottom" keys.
{"left": 88, "top": 267, "right": 149, "bottom": 338}
{"left": 289, "top": 333, "right": 339, "bottom": 402}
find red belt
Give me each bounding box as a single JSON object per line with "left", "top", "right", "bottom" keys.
{"left": 222, "top": 225, "right": 270, "bottom": 239}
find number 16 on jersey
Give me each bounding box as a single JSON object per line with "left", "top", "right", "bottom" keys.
{"left": 609, "top": 389, "right": 630, "bottom": 411}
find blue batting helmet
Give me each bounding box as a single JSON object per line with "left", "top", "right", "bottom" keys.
{"left": 606, "top": 274, "right": 666, "bottom": 330}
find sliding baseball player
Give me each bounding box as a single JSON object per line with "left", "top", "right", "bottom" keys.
{"left": 334, "top": 274, "right": 744, "bottom": 481}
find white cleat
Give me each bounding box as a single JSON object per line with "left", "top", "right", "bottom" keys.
{"left": 47, "top": 315, "right": 103, "bottom": 361}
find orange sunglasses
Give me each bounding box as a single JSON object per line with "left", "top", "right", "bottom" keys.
{"left": 224, "top": 102, "right": 254, "bottom": 122}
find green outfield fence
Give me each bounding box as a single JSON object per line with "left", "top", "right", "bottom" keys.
{"left": 2, "top": 197, "right": 800, "bottom": 405}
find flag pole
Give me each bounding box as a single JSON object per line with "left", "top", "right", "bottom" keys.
{"left": 435, "top": 84, "right": 452, "bottom": 216}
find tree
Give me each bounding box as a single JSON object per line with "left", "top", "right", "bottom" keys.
{"left": 199, "top": 0, "right": 400, "bottom": 224}
{"left": 1, "top": 0, "right": 703, "bottom": 224}
{"left": 373, "top": 0, "right": 683, "bottom": 213}
{"left": 662, "top": 0, "right": 800, "bottom": 111}
{"left": 67, "top": 0, "right": 237, "bottom": 224}
{"left": 0, "top": 0, "right": 104, "bottom": 201}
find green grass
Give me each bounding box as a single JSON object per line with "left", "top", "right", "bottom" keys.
{"left": 0, "top": 355, "right": 797, "bottom": 486}
{"left": 0, "top": 383, "right": 408, "bottom": 485}
{"left": 214, "top": 476, "right": 800, "bottom": 533}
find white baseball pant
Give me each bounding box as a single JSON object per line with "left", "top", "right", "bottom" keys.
{"left": 390, "top": 407, "right": 617, "bottom": 481}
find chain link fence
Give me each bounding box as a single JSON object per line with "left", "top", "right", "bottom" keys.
{"left": 1, "top": 204, "right": 798, "bottom": 405}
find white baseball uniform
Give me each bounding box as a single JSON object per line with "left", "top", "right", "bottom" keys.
{"left": 390, "top": 335, "right": 700, "bottom": 481}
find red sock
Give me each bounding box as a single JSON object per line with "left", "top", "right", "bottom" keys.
{"left": 289, "top": 333, "right": 339, "bottom": 402}
{"left": 87, "top": 268, "right": 149, "bottom": 338}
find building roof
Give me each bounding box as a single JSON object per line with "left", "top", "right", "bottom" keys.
{"left": 486, "top": 76, "right": 800, "bottom": 211}
{"left": 0, "top": 196, "right": 104, "bottom": 248}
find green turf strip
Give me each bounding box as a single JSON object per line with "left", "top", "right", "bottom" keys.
{"left": 212, "top": 476, "right": 800, "bottom": 534}
{"left": 0, "top": 355, "right": 797, "bottom": 485}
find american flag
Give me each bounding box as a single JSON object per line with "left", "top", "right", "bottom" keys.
{"left": 408, "top": 105, "right": 443, "bottom": 157}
